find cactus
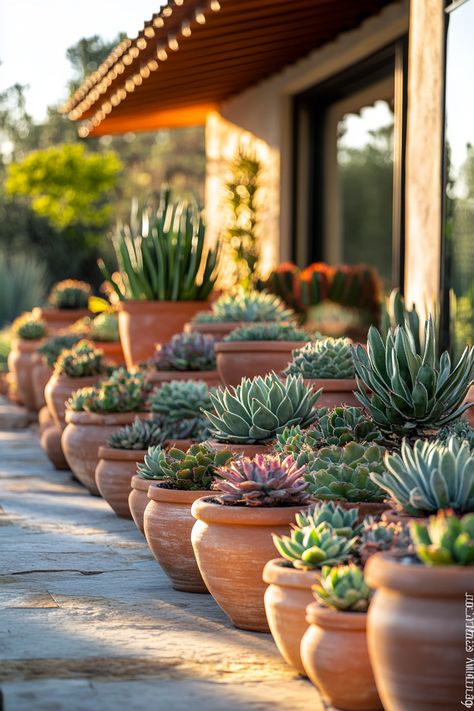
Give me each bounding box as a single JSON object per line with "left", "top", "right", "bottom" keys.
{"left": 313, "top": 564, "right": 372, "bottom": 612}
{"left": 192, "top": 290, "right": 294, "bottom": 323}
{"left": 358, "top": 516, "right": 411, "bottom": 566}
{"left": 12, "top": 312, "right": 47, "bottom": 340}
{"left": 410, "top": 510, "right": 474, "bottom": 566}
{"left": 107, "top": 417, "right": 166, "bottom": 450}
{"left": 54, "top": 339, "right": 105, "bottom": 378}
{"left": 155, "top": 332, "right": 216, "bottom": 371}
{"left": 284, "top": 338, "right": 355, "bottom": 379}
{"left": 295, "top": 502, "right": 363, "bottom": 538}
{"left": 273, "top": 521, "right": 357, "bottom": 570}
{"left": 371, "top": 436, "right": 474, "bottom": 516}
{"left": 48, "top": 279, "right": 91, "bottom": 309}
{"left": 137, "top": 442, "right": 233, "bottom": 490}
{"left": 90, "top": 313, "right": 120, "bottom": 342}
{"left": 37, "top": 334, "right": 81, "bottom": 367}
{"left": 150, "top": 379, "right": 212, "bottom": 422}
{"left": 223, "top": 322, "right": 309, "bottom": 342}
{"left": 213, "top": 453, "right": 310, "bottom": 506}
{"left": 205, "top": 373, "right": 320, "bottom": 444}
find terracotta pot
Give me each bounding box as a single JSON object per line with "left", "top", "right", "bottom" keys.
{"left": 166, "top": 438, "right": 194, "bottom": 452}
{"left": 366, "top": 552, "right": 470, "bottom": 710}
{"left": 463, "top": 384, "right": 474, "bottom": 426}
{"left": 304, "top": 378, "right": 359, "bottom": 408}
{"left": 263, "top": 558, "right": 320, "bottom": 674}
{"left": 129, "top": 474, "right": 154, "bottom": 535}
{"left": 33, "top": 306, "right": 90, "bottom": 334}
{"left": 7, "top": 338, "right": 42, "bottom": 411}
{"left": 40, "top": 425, "right": 69, "bottom": 470}
{"left": 207, "top": 438, "right": 273, "bottom": 459}
{"left": 334, "top": 500, "right": 388, "bottom": 524}
{"left": 381, "top": 508, "right": 425, "bottom": 526}
{"left": 147, "top": 369, "right": 221, "bottom": 387}
{"left": 31, "top": 356, "right": 52, "bottom": 411}
{"left": 62, "top": 411, "right": 149, "bottom": 495}
{"left": 301, "top": 603, "right": 381, "bottom": 710}
{"left": 215, "top": 341, "right": 308, "bottom": 387}
{"left": 184, "top": 320, "right": 241, "bottom": 341}
{"left": 39, "top": 405, "right": 53, "bottom": 434}
{"left": 45, "top": 373, "right": 101, "bottom": 429}
{"left": 96, "top": 447, "right": 146, "bottom": 518}
{"left": 191, "top": 497, "right": 307, "bottom": 631}
{"left": 0, "top": 372, "right": 8, "bottom": 396}
{"left": 145, "top": 486, "right": 208, "bottom": 593}
{"left": 118, "top": 300, "right": 207, "bottom": 368}
{"left": 91, "top": 340, "right": 125, "bottom": 366}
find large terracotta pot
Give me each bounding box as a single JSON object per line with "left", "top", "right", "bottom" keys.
{"left": 207, "top": 438, "right": 273, "bottom": 459}
{"left": 40, "top": 425, "right": 69, "bottom": 470}
{"left": 191, "top": 497, "right": 307, "bottom": 631}
{"left": 301, "top": 603, "right": 381, "bottom": 710}
{"left": 31, "top": 356, "right": 52, "bottom": 410}
{"left": 33, "top": 306, "right": 90, "bottom": 334}
{"left": 144, "top": 486, "right": 208, "bottom": 593}
{"left": 263, "top": 558, "right": 320, "bottom": 674}
{"left": 215, "top": 341, "right": 308, "bottom": 387}
{"left": 45, "top": 373, "right": 101, "bottom": 429}
{"left": 7, "top": 338, "right": 42, "bottom": 411}
{"left": 184, "top": 320, "right": 241, "bottom": 341}
{"left": 118, "top": 300, "right": 207, "bottom": 368}
{"left": 91, "top": 340, "right": 125, "bottom": 366}
{"left": 95, "top": 447, "right": 146, "bottom": 518}
{"left": 62, "top": 411, "right": 149, "bottom": 495}
{"left": 304, "top": 378, "right": 359, "bottom": 408}
{"left": 147, "top": 369, "right": 221, "bottom": 387}
{"left": 129, "top": 475, "right": 154, "bottom": 535}
{"left": 366, "top": 552, "right": 471, "bottom": 710}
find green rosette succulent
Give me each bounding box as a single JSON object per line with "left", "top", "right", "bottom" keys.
{"left": 295, "top": 502, "right": 363, "bottom": 538}
{"left": 12, "top": 312, "right": 47, "bottom": 340}
{"left": 410, "top": 510, "right": 474, "bottom": 566}
{"left": 54, "top": 339, "right": 104, "bottom": 378}
{"left": 436, "top": 417, "right": 474, "bottom": 451}
{"left": 284, "top": 337, "right": 355, "bottom": 379}
{"left": 107, "top": 417, "right": 166, "bottom": 450}
{"left": 155, "top": 332, "right": 216, "bottom": 371}
{"left": 150, "top": 379, "right": 212, "bottom": 421}
{"left": 137, "top": 442, "right": 233, "bottom": 490}
{"left": 358, "top": 516, "right": 411, "bottom": 566}
{"left": 48, "top": 279, "right": 91, "bottom": 309}
{"left": 223, "top": 322, "right": 309, "bottom": 342}
{"left": 66, "top": 386, "right": 96, "bottom": 412}
{"left": 192, "top": 290, "right": 294, "bottom": 324}
{"left": 37, "top": 334, "right": 80, "bottom": 367}
{"left": 313, "top": 564, "right": 371, "bottom": 612}
{"left": 67, "top": 369, "right": 151, "bottom": 413}
{"left": 273, "top": 521, "right": 357, "bottom": 570}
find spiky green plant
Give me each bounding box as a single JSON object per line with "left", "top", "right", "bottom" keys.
{"left": 372, "top": 436, "right": 474, "bottom": 516}
{"left": 48, "top": 279, "right": 91, "bottom": 309}
{"left": 99, "top": 188, "right": 219, "bottom": 301}
{"left": 107, "top": 417, "right": 166, "bottom": 449}
{"left": 90, "top": 312, "right": 119, "bottom": 342}
{"left": 223, "top": 322, "right": 309, "bottom": 342}
{"left": 0, "top": 249, "right": 47, "bottom": 327}
{"left": 436, "top": 417, "right": 474, "bottom": 450}
{"left": 313, "top": 564, "right": 371, "bottom": 611}
{"left": 192, "top": 290, "right": 294, "bottom": 323}
{"left": 66, "top": 386, "right": 96, "bottom": 412}
{"left": 273, "top": 521, "right": 357, "bottom": 570}
{"left": 284, "top": 337, "right": 355, "bottom": 379}
{"left": 205, "top": 373, "right": 320, "bottom": 444}
{"left": 155, "top": 332, "right": 216, "bottom": 371}
{"left": 12, "top": 312, "right": 47, "bottom": 340}
{"left": 295, "top": 502, "right": 363, "bottom": 538}
{"left": 358, "top": 516, "right": 411, "bottom": 566}
{"left": 37, "top": 334, "right": 81, "bottom": 367}
{"left": 213, "top": 453, "right": 310, "bottom": 506}
{"left": 352, "top": 317, "right": 474, "bottom": 437}
{"left": 89, "top": 368, "right": 151, "bottom": 413}
{"left": 54, "top": 339, "right": 105, "bottom": 378}
{"left": 410, "top": 510, "right": 474, "bottom": 566}
{"left": 381, "top": 288, "right": 421, "bottom": 354}
{"left": 150, "top": 379, "right": 212, "bottom": 421}
{"left": 137, "top": 442, "right": 233, "bottom": 490}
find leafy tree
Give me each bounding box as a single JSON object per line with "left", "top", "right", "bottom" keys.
{"left": 66, "top": 35, "right": 126, "bottom": 94}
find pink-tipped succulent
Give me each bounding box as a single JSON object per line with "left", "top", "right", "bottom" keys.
{"left": 213, "top": 454, "right": 310, "bottom": 507}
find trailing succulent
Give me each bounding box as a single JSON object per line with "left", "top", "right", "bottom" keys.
{"left": 284, "top": 337, "right": 355, "bottom": 379}
{"left": 48, "top": 279, "right": 91, "bottom": 309}
{"left": 137, "top": 442, "right": 233, "bottom": 490}
{"left": 12, "top": 312, "right": 47, "bottom": 340}
{"left": 67, "top": 369, "right": 151, "bottom": 413}
{"left": 410, "top": 510, "right": 474, "bottom": 566}
{"left": 436, "top": 417, "right": 474, "bottom": 451}
{"left": 295, "top": 502, "right": 363, "bottom": 538}
{"left": 273, "top": 521, "right": 357, "bottom": 570}
{"left": 192, "top": 290, "right": 294, "bottom": 324}
{"left": 54, "top": 340, "right": 105, "bottom": 378}
{"left": 150, "top": 379, "right": 212, "bottom": 421}
{"left": 352, "top": 317, "right": 474, "bottom": 437}
{"left": 372, "top": 436, "right": 474, "bottom": 516}
{"left": 155, "top": 332, "right": 216, "bottom": 371}
{"left": 358, "top": 516, "right": 411, "bottom": 566}
{"left": 37, "top": 334, "right": 80, "bottom": 367}
{"left": 212, "top": 454, "right": 310, "bottom": 507}
{"left": 223, "top": 322, "right": 309, "bottom": 342}
{"left": 313, "top": 563, "right": 371, "bottom": 612}
{"left": 205, "top": 373, "right": 320, "bottom": 444}
{"left": 107, "top": 417, "right": 166, "bottom": 450}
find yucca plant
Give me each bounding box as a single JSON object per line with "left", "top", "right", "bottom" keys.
{"left": 273, "top": 521, "right": 357, "bottom": 570}
{"left": 372, "top": 436, "right": 474, "bottom": 516}
{"left": 205, "top": 373, "right": 320, "bottom": 444}
{"left": 192, "top": 290, "right": 294, "bottom": 323}
{"left": 107, "top": 417, "right": 166, "bottom": 450}
{"left": 0, "top": 249, "right": 47, "bottom": 327}
{"left": 313, "top": 564, "right": 372, "bottom": 612}
{"left": 54, "top": 339, "right": 105, "bottom": 378}
{"left": 295, "top": 502, "right": 363, "bottom": 538}
{"left": 37, "top": 334, "right": 81, "bottom": 367}
{"left": 352, "top": 317, "right": 474, "bottom": 437}
{"left": 12, "top": 312, "right": 47, "bottom": 340}
{"left": 223, "top": 322, "right": 309, "bottom": 342}
{"left": 285, "top": 337, "right": 355, "bottom": 379}
{"left": 99, "top": 188, "right": 219, "bottom": 301}
{"left": 48, "top": 279, "right": 91, "bottom": 309}
{"left": 155, "top": 332, "right": 216, "bottom": 371}
{"left": 410, "top": 510, "right": 474, "bottom": 566}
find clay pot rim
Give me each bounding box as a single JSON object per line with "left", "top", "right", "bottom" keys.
{"left": 98, "top": 446, "right": 147, "bottom": 461}
{"left": 215, "top": 340, "right": 309, "bottom": 353}
{"left": 149, "top": 369, "right": 219, "bottom": 379}
{"left": 35, "top": 306, "right": 90, "bottom": 321}
{"left": 65, "top": 410, "right": 150, "bottom": 426}
{"left": 365, "top": 551, "right": 474, "bottom": 597}
{"left": 12, "top": 338, "right": 45, "bottom": 351}
{"left": 262, "top": 557, "right": 321, "bottom": 588}
{"left": 48, "top": 372, "right": 103, "bottom": 385}
{"left": 131, "top": 474, "right": 160, "bottom": 492}
{"left": 118, "top": 299, "right": 208, "bottom": 313}
{"left": 305, "top": 601, "right": 367, "bottom": 630}
{"left": 147, "top": 485, "right": 209, "bottom": 504}
{"left": 304, "top": 378, "right": 358, "bottom": 392}
{"left": 191, "top": 496, "right": 308, "bottom": 526}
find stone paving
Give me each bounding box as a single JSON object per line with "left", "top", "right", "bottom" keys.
{"left": 0, "top": 425, "right": 327, "bottom": 711}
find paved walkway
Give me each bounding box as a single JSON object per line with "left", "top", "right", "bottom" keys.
{"left": 0, "top": 427, "right": 326, "bottom": 711}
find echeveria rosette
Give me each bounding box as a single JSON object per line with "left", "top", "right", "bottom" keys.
{"left": 410, "top": 510, "right": 474, "bottom": 566}
{"left": 150, "top": 379, "right": 213, "bottom": 422}
{"left": 193, "top": 290, "right": 295, "bottom": 324}
{"left": 273, "top": 521, "right": 357, "bottom": 570}
{"left": 107, "top": 417, "right": 166, "bottom": 450}
{"left": 285, "top": 337, "right": 355, "bottom": 379}
{"left": 295, "top": 503, "right": 363, "bottom": 538}
{"left": 155, "top": 332, "right": 216, "bottom": 372}
{"left": 313, "top": 563, "right": 372, "bottom": 612}
{"left": 38, "top": 334, "right": 81, "bottom": 367}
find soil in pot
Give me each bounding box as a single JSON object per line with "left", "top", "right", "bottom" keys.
{"left": 146, "top": 369, "right": 221, "bottom": 388}
{"left": 95, "top": 447, "right": 146, "bottom": 518}
{"left": 129, "top": 474, "right": 153, "bottom": 535}
{"left": 191, "top": 497, "right": 308, "bottom": 632}
{"left": 31, "top": 357, "right": 52, "bottom": 411}
{"left": 33, "top": 307, "right": 90, "bottom": 334}
{"left": 207, "top": 439, "right": 273, "bottom": 459}
{"left": 45, "top": 373, "right": 102, "bottom": 429}
{"left": 7, "top": 339, "right": 42, "bottom": 411}
{"left": 40, "top": 425, "right": 69, "bottom": 470}
{"left": 263, "top": 558, "right": 320, "bottom": 674}
{"left": 301, "top": 603, "right": 381, "bottom": 711}
{"left": 216, "top": 341, "right": 307, "bottom": 387}
{"left": 144, "top": 485, "right": 208, "bottom": 593}
{"left": 304, "top": 378, "right": 359, "bottom": 408}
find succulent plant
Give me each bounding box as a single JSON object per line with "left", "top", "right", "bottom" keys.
{"left": 313, "top": 564, "right": 372, "bottom": 612}
{"left": 205, "top": 373, "right": 320, "bottom": 444}
{"left": 223, "top": 322, "right": 309, "bottom": 342}
{"left": 155, "top": 332, "right": 216, "bottom": 371}
{"left": 12, "top": 312, "right": 47, "bottom": 340}
{"left": 358, "top": 516, "right": 411, "bottom": 566}
{"left": 89, "top": 368, "right": 151, "bottom": 413}
{"left": 54, "top": 339, "right": 105, "bottom": 378}
{"left": 164, "top": 416, "right": 211, "bottom": 443}
{"left": 37, "top": 334, "right": 81, "bottom": 367}
{"left": 150, "top": 379, "right": 212, "bottom": 422}
{"left": 372, "top": 436, "right": 474, "bottom": 516}
{"left": 90, "top": 312, "right": 120, "bottom": 342}
{"left": 138, "top": 442, "right": 234, "bottom": 490}
{"left": 212, "top": 454, "right": 310, "bottom": 507}
{"left": 352, "top": 317, "right": 474, "bottom": 437}
{"left": 381, "top": 288, "right": 421, "bottom": 354}
{"left": 284, "top": 337, "right": 355, "bottom": 379}
{"left": 304, "top": 442, "right": 387, "bottom": 503}
{"left": 192, "top": 290, "right": 294, "bottom": 324}
{"left": 410, "top": 510, "right": 474, "bottom": 566}
{"left": 436, "top": 417, "right": 474, "bottom": 450}
{"left": 273, "top": 521, "right": 357, "bottom": 570}
{"left": 295, "top": 502, "right": 363, "bottom": 538}
{"left": 274, "top": 425, "right": 321, "bottom": 466}
{"left": 107, "top": 417, "right": 166, "bottom": 450}
{"left": 66, "top": 386, "right": 96, "bottom": 412}
{"left": 48, "top": 279, "right": 91, "bottom": 309}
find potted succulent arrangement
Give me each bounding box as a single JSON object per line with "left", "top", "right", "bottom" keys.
{"left": 95, "top": 418, "right": 165, "bottom": 518}
{"left": 147, "top": 332, "right": 220, "bottom": 387}
{"left": 186, "top": 290, "right": 296, "bottom": 341}
{"left": 142, "top": 443, "right": 233, "bottom": 592}
{"left": 34, "top": 279, "right": 91, "bottom": 334}
{"left": 75, "top": 312, "right": 125, "bottom": 365}
{"left": 62, "top": 368, "right": 152, "bottom": 495}
{"left": 191, "top": 453, "right": 312, "bottom": 631}
{"left": 149, "top": 379, "right": 213, "bottom": 451}
{"left": 99, "top": 189, "right": 220, "bottom": 368}
{"left": 284, "top": 337, "right": 359, "bottom": 407}
{"left": 366, "top": 510, "right": 474, "bottom": 711}
{"left": 215, "top": 322, "right": 310, "bottom": 386}
{"left": 8, "top": 312, "right": 47, "bottom": 411}
{"left": 33, "top": 334, "right": 80, "bottom": 411}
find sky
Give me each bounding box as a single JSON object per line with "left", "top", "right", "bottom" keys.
{"left": 0, "top": 0, "right": 161, "bottom": 121}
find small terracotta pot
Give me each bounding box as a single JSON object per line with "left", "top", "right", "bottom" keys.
{"left": 301, "top": 603, "right": 381, "bottom": 710}
{"left": 45, "top": 373, "right": 101, "bottom": 429}
{"left": 207, "top": 438, "right": 273, "bottom": 459}
{"left": 91, "top": 340, "right": 125, "bottom": 365}
{"left": 62, "top": 411, "right": 150, "bottom": 495}
{"left": 263, "top": 558, "right": 320, "bottom": 674}
{"left": 129, "top": 474, "right": 154, "bottom": 534}
{"left": 33, "top": 307, "right": 90, "bottom": 334}
{"left": 184, "top": 320, "right": 241, "bottom": 341}
{"left": 145, "top": 486, "right": 208, "bottom": 593}
{"left": 366, "top": 552, "right": 470, "bottom": 710}
{"left": 40, "top": 424, "right": 69, "bottom": 470}
{"left": 96, "top": 447, "right": 146, "bottom": 518}
{"left": 215, "top": 341, "right": 308, "bottom": 387}
{"left": 31, "top": 356, "right": 52, "bottom": 411}
{"left": 7, "top": 338, "right": 43, "bottom": 411}
{"left": 304, "top": 378, "right": 359, "bottom": 408}
{"left": 147, "top": 369, "right": 221, "bottom": 387}
{"left": 118, "top": 300, "right": 207, "bottom": 368}
{"left": 191, "top": 497, "right": 307, "bottom": 631}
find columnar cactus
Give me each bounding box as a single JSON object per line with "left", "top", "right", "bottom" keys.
{"left": 48, "top": 279, "right": 91, "bottom": 309}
